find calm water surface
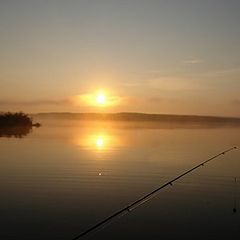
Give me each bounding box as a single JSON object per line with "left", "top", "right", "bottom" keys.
{"left": 0, "top": 120, "right": 240, "bottom": 239}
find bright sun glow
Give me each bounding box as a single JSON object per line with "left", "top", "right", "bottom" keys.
{"left": 73, "top": 89, "right": 122, "bottom": 108}
{"left": 96, "top": 93, "right": 106, "bottom": 105}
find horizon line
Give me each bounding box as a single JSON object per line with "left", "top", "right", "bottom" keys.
{"left": 30, "top": 111, "right": 240, "bottom": 120}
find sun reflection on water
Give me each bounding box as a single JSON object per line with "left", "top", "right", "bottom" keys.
{"left": 73, "top": 130, "right": 121, "bottom": 152}
{"left": 95, "top": 135, "right": 107, "bottom": 150}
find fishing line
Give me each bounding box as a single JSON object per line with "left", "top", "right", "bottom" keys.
{"left": 71, "top": 146, "right": 238, "bottom": 240}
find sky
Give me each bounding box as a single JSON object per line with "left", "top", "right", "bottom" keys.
{"left": 0, "top": 0, "right": 240, "bottom": 116}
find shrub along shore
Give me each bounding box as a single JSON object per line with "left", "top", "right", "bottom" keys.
{"left": 0, "top": 112, "right": 40, "bottom": 127}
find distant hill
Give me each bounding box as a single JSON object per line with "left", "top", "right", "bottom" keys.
{"left": 33, "top": 112, "right": 240, "bottom": 127}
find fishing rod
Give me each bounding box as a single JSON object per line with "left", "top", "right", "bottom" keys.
{"left": 233, "top": 177, "right": 237, "bottom": 213}
{"left": 71, "top": 146, "right": 238, "bottom": 240}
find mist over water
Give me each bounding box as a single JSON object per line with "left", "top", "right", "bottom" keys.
{"left": 0, "top": 119, "right": 239, "bottom": 239}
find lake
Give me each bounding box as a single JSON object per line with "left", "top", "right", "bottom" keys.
{"left": 0, "top": 119, "right": 239, "bottom": 239}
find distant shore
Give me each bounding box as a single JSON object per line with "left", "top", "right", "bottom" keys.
{"left": 33, "top": 112, "right": 240, "bottom": 122}
{"left": 32, "top": 112, "right": 240, "bottom": 128}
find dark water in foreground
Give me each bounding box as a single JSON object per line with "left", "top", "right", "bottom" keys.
{"left": 0, "top": 120, "right": 240, "bottom": 239}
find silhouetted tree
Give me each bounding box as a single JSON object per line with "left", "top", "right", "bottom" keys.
{"left": 0, "top": 112, "right": 33, "bottom": 127}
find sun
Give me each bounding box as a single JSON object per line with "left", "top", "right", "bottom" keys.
{"left": 96, "top": 92, "right": 107, "bottom": 106}
{"left": 73, "top": 89, "right": 121, "bottom": 108}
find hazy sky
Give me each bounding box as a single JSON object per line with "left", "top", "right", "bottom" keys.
{"left": 0, "top": 0, "right": 240, "bottom": 116}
